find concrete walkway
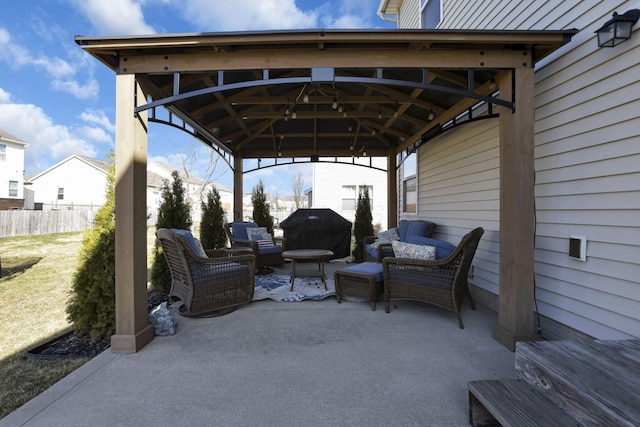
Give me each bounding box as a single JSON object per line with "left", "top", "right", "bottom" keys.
{"left": 2, "top": 262, "right": 514, "bottom": 427}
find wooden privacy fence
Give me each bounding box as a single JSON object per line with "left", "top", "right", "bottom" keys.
{"left": 0, "top": 210, "right": 98, "bottom": 237}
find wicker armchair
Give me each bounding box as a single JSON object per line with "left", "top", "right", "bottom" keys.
{"left": 156, "top": 228, "right": 255, "bottom": 317}
{"left": 225, "top": 222, "right": 286, "bottom": 271}
{"left": 382, "top": 227, "right": 484, "bottom": 328}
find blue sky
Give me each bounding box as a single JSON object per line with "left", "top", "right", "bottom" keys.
{"left": 0, "top": 0, "right": 394, "bottom": 196}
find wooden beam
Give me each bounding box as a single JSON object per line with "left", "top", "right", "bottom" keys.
{"left": 119, "top": 49, "right": 532, "bottom": 74}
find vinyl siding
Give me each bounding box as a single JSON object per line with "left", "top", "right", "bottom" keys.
{"left": 399, "top": 0, "right": 640, "bottom": 339}
{"left": 398, "top": 0, "right": 421, "bottom": 28}
{"left": 416, "top": 118, "right": 500, "bottom": 296}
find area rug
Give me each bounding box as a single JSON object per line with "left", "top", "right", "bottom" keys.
{"left": 253, "top": 274, "right": 336, "bottom": 302}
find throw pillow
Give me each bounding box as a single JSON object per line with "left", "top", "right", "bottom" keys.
{"left": 370, "top": 227, "right": 400, "bottom": 250}
{"left": 391, "top": 240, "right": 436, "bottom": 260}
{"left": 246, "top": 227, "right": 274, "bottom": 246}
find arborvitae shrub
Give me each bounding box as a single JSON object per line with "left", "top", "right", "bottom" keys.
{"left": 200, "top": 186, "right": 227, "bottom": 249}
{"left": 66, "top": 158, "right": 116, "bottom": 340}
{"left": 352, "top": 186, "right": 374, "bottom": 262}
{"left": 251, "top": 179, "right": 273, "bottom": 235}
{"left": 150, "top": 170, "right": 193, "bottom": 293}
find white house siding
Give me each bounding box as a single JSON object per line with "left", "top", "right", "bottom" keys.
{"left": 398, "top": 0, "right": 420, "bottom": 28}
{"left": 29, "top": 156, "right": 107, "bottom": 208}
{"left": 402, "top": 0, "right": 640, "bottom": 340}
{"left": 0, "top": 139, "right": 26, "bottom": 201}
{"left": 415, "top": 119, "right": 501, "bottom": 301}
{"left": 312, "top": 158, "right": 388, "bottom": 230}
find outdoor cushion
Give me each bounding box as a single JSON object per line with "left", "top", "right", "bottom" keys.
{"left": 391, "top": 241, "right": 436, "bottom": 260}
{"left": 398, "top": 220, "right": 411, "bottom": 241}
{"left": 343, "top": 262, "right": 384, "bottom": 282}
{"left": 172, "top": 229, "right": 207, "bottom": 258}
{"left": 258, "top": 244, "right": 282, "bottom": 255}
{"left": 405, "top": 221, "right": 434, "bottom": 241}
{"left": 246, "top": 227, "right": 276, "bottom": 248}
{"left": 407, "top": 236, "right": 456, "bottom": 259}
{"left": 231, "top": 222, "right": 258, "bottom": 240}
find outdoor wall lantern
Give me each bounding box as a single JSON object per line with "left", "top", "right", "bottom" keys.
{"left": 595, "top": 9, "right": 640, "bottom": 47}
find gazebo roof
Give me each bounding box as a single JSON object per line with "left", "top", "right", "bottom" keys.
{"left": 76, "top": 29, "right": 576, "bottom": 164}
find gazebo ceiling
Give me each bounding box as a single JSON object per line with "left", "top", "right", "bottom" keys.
{"left": 76, "top": 29, "right": 576, "bottom": 164}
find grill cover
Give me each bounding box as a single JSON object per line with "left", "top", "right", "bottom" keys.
{"left": 280, "top": 209, "right": 352, "bottom": 259}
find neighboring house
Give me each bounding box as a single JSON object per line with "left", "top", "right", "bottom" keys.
{"left": 311, "top": 157, "right": 388, "bottom": 230}
{"left": 146, "top": 161, "right": 233, "bottom": 225}
{"left": 0, "top": 129, "right": 28, "bottom": 210}
{"left": 26, "top": 155, "right": 233, "bottom": 225}
{"left": 25, "top": 155, "right": 110, "bottom": 210}
{"left": 378, "top": 0, "right": 639, "bottom": 341}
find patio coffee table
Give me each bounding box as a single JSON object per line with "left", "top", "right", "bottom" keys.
{"left": 282, "top": 249, "right": 334, "bottom": 291}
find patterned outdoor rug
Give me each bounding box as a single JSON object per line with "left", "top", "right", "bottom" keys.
{"left": 253, "top": 274, "right": 336, "bottom": 302}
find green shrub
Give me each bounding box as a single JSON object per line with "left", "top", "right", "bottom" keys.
{"left": 352, "top": 186, "right": 374, "bottom": 262}
{"left": 150, "top": 170, "right": 193, "bottom": 293}
{"left": 66, "top": 158, "right": 116, "bottom": 340}
{"left": 251, "top": 179, "right": 273, "bottom": 235}
{"left": 200, "top": 186, "right": 227, "bottom": 249}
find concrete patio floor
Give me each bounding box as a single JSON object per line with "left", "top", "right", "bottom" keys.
{"left": 2, "top": 261, "right": 515, "bottom": 427}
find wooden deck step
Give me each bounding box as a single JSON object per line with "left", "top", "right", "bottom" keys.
{"left": 515, "top": 340, "right": 640, "bottom": 426}
{"left": 468, "top": 379, "right": 579, "bottom": 427}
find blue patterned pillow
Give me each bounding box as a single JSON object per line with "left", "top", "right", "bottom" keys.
{"left": 391, "top": 241, "right": 436, "bottom": 260}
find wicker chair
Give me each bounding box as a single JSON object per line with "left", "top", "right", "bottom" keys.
{"left": 156, "top": 228, "right": 255, "bottom": 317}
{"left": 224, "top": 222, "right": 286, "bottom": 272}
{"left": 382, "top": 227, "right": 484, "bottom": 328}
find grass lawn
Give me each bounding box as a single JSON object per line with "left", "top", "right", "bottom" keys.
{"left": 0, "top": 228, "right": 157, "bottom": 420}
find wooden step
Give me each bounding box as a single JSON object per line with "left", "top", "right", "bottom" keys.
{"left": 468, "top": 379, "right": 579, "bottom": 427}
{"left": 515, "top": 339, "right": 640, "bottom": 426}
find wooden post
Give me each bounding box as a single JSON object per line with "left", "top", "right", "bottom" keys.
{"left": 233, "top": 155, "right": 243, "bottom": 222}
{"left": 493, "top": 67, "right": 541, "bottom": 351}
{"left": 111, "top": 75, "right": 154, "bottom": 353}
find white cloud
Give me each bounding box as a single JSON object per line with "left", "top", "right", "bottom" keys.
{"left": 80, "top": 109, "right": 116, "bottom": 133}
{"left": 70, "top": 0, "right": 156, "bottom": 35}
{"left": 77, "top": 126, "right": 112, "bottom": 144}
{"left": 51, "top": 78, "right": 100, "bottom": 100}
{"left": 0, "top": 88, "right": 10, "bottom": 103}
{"left": 0, "top": 103, "right": 98, "bottom": 173}
{"left": 176, "top": 0, "right": 318, "bottom": 31}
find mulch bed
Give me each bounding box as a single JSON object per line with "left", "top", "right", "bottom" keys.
{"left": 27, "top": 291, "right": 171, "bottom": 360}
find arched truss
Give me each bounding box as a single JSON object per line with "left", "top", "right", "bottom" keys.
{"left": 138, "top": 68, "right": 512, "bottom": 175}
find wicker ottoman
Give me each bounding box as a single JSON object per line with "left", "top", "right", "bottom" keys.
{"left": 334, "top": 262, "right": 384, "bottom": 311}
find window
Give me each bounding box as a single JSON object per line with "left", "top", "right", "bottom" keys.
{"left": 421, "top": 0, "right": 441, "bottom": 29}
{"left": 0, "top": 144, "right": 6, "bottom": 161}
{"left": 402, "top": 153, "right": 417, "bottom": 213}
{"left": 9, "top": 180, "right": 18, "bottom": 197}
{"left": 57, "top": 187, "right": 64, "bottom": 200}
{"left": 341, "top": 185, "right": 356, "bottom": 210}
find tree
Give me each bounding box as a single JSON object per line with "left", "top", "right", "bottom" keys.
{"left": 150, "top": 170, "right": 193, "bottom": 293}
{"left": 200, "top": 186, "right": 227, "bottom": 249}
{"left": 66, "top": 155, "right": 116, "bottom": 340}
{"left": 352, "top": 186, "right": 374, "bottom": 262}
{"left": 293, "top": 171, "right": 305, "bottom": 209}
{"left": 251, "top": 179, "right": 273, "bottom": 235}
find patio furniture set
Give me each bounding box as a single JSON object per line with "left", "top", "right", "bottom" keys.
{"left": 157, "top": 220, "right": 484, "bottom": 328}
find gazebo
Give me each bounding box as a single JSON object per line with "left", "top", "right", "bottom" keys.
{"left": 75, "top": 28, "right": 575, "bottom": 352}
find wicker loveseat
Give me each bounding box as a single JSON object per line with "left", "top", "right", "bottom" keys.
{"left": 156, "top": 228, "right": 255, "bottom": 317}
{"left": 363, "top": 219, "right": 436, "bottom": 262}
{"left": 383, "top": 227, "right": 484, "bottom": 328}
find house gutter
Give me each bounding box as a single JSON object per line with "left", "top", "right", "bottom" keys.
{"left": 377, "top": 0, "right": 398, "bottom": 24}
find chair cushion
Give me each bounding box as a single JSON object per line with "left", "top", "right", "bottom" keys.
{"left": 172, "top": 229, "right": 207, "bottom": 258}
{"left": 407, "top": 236, "right": 456, "bottom": 259}
{"left": 398, "top": 220, "right": 410, "bottom": 241}
{"left": 343, "top": 262, "right": 384, "bottom": 282}
{"left": 405, "top": 221, "right": 434, "bottom": 241}
{"left": 391, "top": 241, "right": 436, "bottom": 260}
{"left": 232, "top": 222, "right": 258, "bottom": 240}
{"left": 258, "top": 244, "right": 282, "bottom": 255}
